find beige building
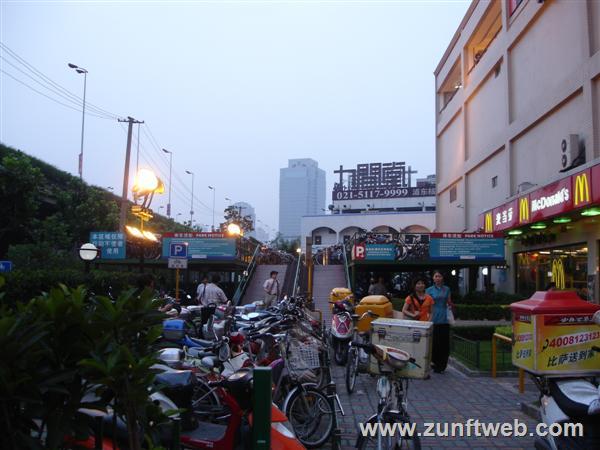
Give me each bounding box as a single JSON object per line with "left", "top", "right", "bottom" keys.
{"left": 435, "top": 0, "right": 600, "bottom": 301}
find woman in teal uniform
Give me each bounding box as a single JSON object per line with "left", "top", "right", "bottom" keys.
{"left": 426, "top": 271, "right": 454, "bottom": 373}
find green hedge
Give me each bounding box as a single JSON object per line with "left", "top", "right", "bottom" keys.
{"left": 494, "top": 325, "right": 513, "bottom": 339}
{"left": 3, "top": 269, "right": 142, "bottom": 302}
{"left": 454, "top": 304, "right": 511, "bottom": 321}
{"left": 452, "top": 325, "right": 497, "bottom": 341}
{"left": 457, "top": 291, "right": 526, "bottom": 305}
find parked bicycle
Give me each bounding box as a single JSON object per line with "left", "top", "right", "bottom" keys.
{"left": 352, "top": 342, "right": 422, "bottom": 450}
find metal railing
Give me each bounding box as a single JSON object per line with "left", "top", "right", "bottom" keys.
{"left": 292, "top": 254, "right": 302, "bottom": 297}
{"left": 232, "top": 243, "right": 260, "bottom": 306}
{"left": 342, "top": 247, "right": 351, "bottom": 290}
{"left": 451, "top": 334, "right": 481, "bottom": 368}
{"left": 492, "top": 333, "right": 525, "bottom": 393}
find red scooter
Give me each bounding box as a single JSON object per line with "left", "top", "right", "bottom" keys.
{"left": 329, "top": 298, "right": 354, "bottom": 365}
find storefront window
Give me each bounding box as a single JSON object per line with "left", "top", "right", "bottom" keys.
{"left": 516, "top": 244, "right": 589, "bottom": 299}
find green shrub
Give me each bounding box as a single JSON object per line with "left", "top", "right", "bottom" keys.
{"left": 495, "top": 325, "right": 513, "bottom": 339}
{"left": 454, "top": 304, "right": 511, "bottom": 320}
{"left": 458, "top": 291, "right": 526, "bottom": 305}
{"left": 452, "top": 325, "right": 496, "bottom": 340}
{"left": 2, "top": 269, "right": 142, "bottom": 303}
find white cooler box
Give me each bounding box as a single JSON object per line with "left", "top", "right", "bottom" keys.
{"left": 369, "top": 318, "right": 432, "bottom": 379}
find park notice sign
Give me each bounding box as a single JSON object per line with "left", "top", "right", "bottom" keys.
{"left": 0, "top": 261, "right": 12, "bottom": 272}
{"left": 90, "top": 232, "right": 126, "bottom": 259}
{"left": 162, "top": 232, "right": 236, "bottom": 260}
{"left": 429, "top": 233, "right": 505, "bottom": 262}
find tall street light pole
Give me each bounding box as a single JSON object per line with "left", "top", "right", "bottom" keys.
{"left": 162, "top": 148, "right": 173, "bottom": 218}
{"left": 186, "top": 170, "right": 194, "bottom": 227}
{"left": 68, "top": 63, "right": 88, "bottom": 180}
{"left": 208, "top": 186, "right": 215, "bottom": 231}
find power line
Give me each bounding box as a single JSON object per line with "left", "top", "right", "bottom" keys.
{"left": 1, "top": 56, "right": 115, "bottom": 119}
{"left": 1, "top": 69, "right": 111, "bottom": 119}
{"left": 0, "top": 41, "right": 123, "bottom": 120}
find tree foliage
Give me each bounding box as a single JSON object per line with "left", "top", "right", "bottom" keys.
{"left": 220, "top": 205, "right": 254, "bottom": 233}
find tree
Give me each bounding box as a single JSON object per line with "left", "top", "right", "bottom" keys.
{"left": 220, "top": 205, "right": 254, "bottom": 234}
{"left": 272, "top": 232, "right": 300, "bottom": 253}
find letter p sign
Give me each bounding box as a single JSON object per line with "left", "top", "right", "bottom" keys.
{"left": 170, "top": 242, "right": 188, "bottom": 258}
{"left": 352, "top": 243, "right": 366, "bottom": 260}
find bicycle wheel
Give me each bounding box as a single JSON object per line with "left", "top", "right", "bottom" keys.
{"left": 285, "top": 386, "right": 333, "bottom": 448}
{"left": 356, "top": 412, "right": 421, "bottom": 450}
{"left": 346, "top": 346, "right": 358, "bottom": 393}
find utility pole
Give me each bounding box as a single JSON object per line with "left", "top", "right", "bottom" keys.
{"left": 118, "top": 116, "right": 144, "bottom": 233}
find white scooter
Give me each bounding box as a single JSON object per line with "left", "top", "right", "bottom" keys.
{"left": 533, "top": 310, "right": 600, "bottom": 450}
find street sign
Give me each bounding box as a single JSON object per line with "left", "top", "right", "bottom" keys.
{"left": 0, "top": 261, "right": 13, "bottom": 273}
{"left": 170, "top": 242, "right": 188, "bottom": 258}
{"left": 168, "top": 257, "right": 188, "bottom": 269}
{"left": 90, "top": 231, "right": 126, "bottom": 259}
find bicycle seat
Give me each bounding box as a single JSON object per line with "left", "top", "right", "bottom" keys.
{"left": 155, "top": 369, "right": 195, "bottom": 387}
{"left": 372, "top": 344, "right": 411, "bottom": 370}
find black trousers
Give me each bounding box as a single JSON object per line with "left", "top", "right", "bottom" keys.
{"left": 432, "top": 324, "right": 451, "bottom": 372}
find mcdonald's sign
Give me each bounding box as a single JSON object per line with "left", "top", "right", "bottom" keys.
{"left": 518, "top": 197, "right": 529, "bottom": 224}
{"left": 551, "top": 259, "right": 566, "bottom": 290}
{"left": 484, "top": 212, "right": 493, "bottom": 232}
{"left": 573, "top": 170, "right": 591, "bottom": 208}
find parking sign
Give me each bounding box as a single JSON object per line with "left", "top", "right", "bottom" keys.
{"left": 0, "top": 261, "right": 12, "bottom": 273}
{"left": 170, "top": 242, "right": 188, "bottom": 258}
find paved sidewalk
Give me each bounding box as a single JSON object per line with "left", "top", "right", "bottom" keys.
{"left": 323, "top": 362, "right": 538, "bottom": 449}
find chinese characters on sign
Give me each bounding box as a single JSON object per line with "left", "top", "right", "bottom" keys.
{"left": 332, "top": 162, "right": 435, "bottom": 201}
{"left": 90, "top": 232, "right": 126, "bottom": 259}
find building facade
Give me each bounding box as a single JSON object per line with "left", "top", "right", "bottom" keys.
{"left": 279, "top": 158, "right": 326, "bottom": 240}
{"left": 435, "top": 0, "right": 600, "bottom": 301}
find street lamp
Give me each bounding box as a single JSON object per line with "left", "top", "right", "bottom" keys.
{"left": 186, "top": 170, "right": 194, "bottom": 226}
{"left": 78, "top": 242, "right": 99, "bottom": 273}
{"left": 176, "top": 212, "right": 182, "bottom": 222}
{"left": 68, "top": 63, "right": 88, "bottom": 180}
{"left": 227, "top": 223, "right": 242, "bottom": 236}
{"left": 208, "top": 186, "right": 216, "bottom": 231}
{"left": 162, "top": 148, "right": 173, "bottom": 218}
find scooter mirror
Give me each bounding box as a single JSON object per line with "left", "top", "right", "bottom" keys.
{"left": 593, "top": 310, "right": 600, "bottom": 326}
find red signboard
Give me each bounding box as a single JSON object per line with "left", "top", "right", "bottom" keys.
{"left": 162, "top": 232, "right": 225, "bottom": 239}
{"left": 477, "top": 161, "right": 600, "bottom": 230}
{"left": 571, "top": 169, "right": 592, "bottom": 209}
{"left": 593, "top": 164, "right": 600, "bottom": 203}
{"left": 492, "top": 199, "right": 518, "bottom": 231}
{"left": 529, "top": 177, "right": 571, "bottom": 222}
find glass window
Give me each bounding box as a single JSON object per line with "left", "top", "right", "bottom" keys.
{"left": 515, "top": 244, "right": 589, "bottom": 299}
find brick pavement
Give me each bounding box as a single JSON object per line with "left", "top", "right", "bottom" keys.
{"left": 321, "top": 362, "right": 539, "bottom": 449}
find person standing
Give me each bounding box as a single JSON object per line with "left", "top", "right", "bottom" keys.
{"left": 368, "top": 276, "right": 387, "bottom": 296}
{"left": 263, "top": 271, "right": 280, "bottom": 307}
{"left": 196, "top": 274, "right": 228, "bottom": 306}
{"left": 402, "top": 277, "right": 434, "bottom": 321}
{"left": 426, "top": 271, "right": 454, "bottom": 373}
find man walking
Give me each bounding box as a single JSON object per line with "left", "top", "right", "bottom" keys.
{"left": 263, "top": 270, "right": 280, "bottom": 307}
{"left": 197, "top": 274, "right": 229, "bottom": 306}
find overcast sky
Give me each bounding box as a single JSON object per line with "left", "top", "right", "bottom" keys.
{"left": 1, "top": 0, "right": 468, "bottom": 235}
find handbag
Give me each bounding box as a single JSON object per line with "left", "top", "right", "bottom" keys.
{"left": 447, "top": 305, "right": 455, "bottom": 325}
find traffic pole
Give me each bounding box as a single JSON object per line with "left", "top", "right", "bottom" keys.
{"left": 175, "top": 268, "right": 180, "bottom": 302}
{"left": 252, "top": 367, "right": 271, "bottom": 450}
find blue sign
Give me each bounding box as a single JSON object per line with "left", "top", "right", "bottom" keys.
{"left": 430, "top": 235, "right": 505, "bottom": 261}
{"left": 170, "top": 242, "right": 188, "bottom": 258}
{"left": 90, "top": 231, "right": 126, "bottom": 260}
{"left": 162, "top": 237, "right": 236, "bottom": 260}
{"left": 0, "top": 261, "right": 12, "bottom": 273}
{"left": 365, "top": 244, "right": 397, "bottom": 261}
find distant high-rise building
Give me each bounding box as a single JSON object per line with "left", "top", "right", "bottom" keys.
{"left": 233, "top": 201, "right": 256, "bottom": 238}
{"left": 279, "top": 158, "right": 326, "bottom": 240}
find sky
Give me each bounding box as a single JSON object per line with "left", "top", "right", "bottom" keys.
{"left": 0, "top": 0, "right": 469, "bottom": 236}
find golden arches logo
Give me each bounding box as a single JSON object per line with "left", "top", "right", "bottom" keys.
{"left": 551, "top": 259, "right": 565, "bottom": 290}
{"left": 484, "top": 212, "right": 493, "bottom": 232}
{"left": 574, "top": 173, "right": 590, "bottom": 206}
{"left": 519, "top": 197, "right": 529, "bottom": 223}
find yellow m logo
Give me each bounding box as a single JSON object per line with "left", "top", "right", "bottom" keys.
{"left": 484, "top": 213, "right": 493, "bottom": 232}
{"left": 551, "top": 259, "right": 565, "bottom": 290}
{"left": 519, "top": 197, "right": 529, "bottom": 223}
{"left": 574, "top": 173, "right": 590, "bottom": 206}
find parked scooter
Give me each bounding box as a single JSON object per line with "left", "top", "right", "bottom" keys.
{"left": 533, "top": 310, "right": 600, "bottom": 450}
{"left": 329, "top": 298, "right": 354, "bottom": 365}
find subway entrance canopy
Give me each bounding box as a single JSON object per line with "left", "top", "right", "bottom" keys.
{"left": 347, "top": 232, "right": 506, "bottom": 269}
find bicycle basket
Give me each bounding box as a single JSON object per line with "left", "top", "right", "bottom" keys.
{"left": 287, "top": 340, "right": 321, "bottom": 374}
